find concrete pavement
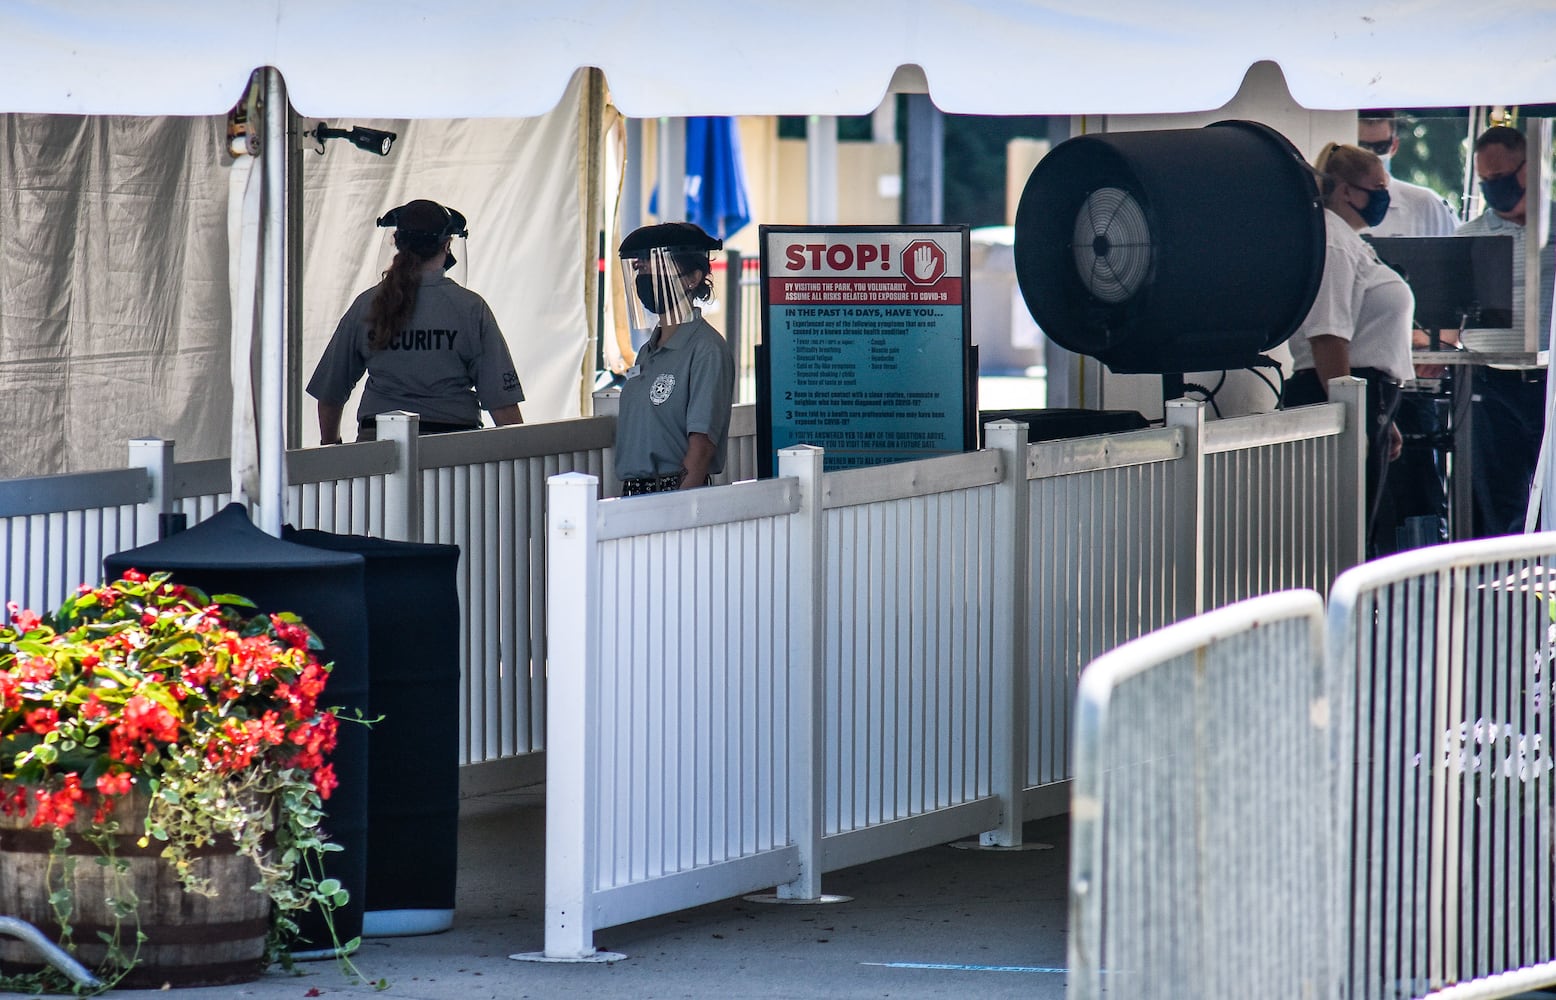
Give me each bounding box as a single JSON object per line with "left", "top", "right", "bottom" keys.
{"left": 152, "top": 785, "right": 1072, "bottom": 1000}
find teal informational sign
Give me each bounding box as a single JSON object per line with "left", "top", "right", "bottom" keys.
{"left": 757, "top": 226, "right": 972, "bottom": 474}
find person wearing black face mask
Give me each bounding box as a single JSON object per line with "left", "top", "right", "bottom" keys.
{"left": 613, "top": 222, "right": 736, "bottom": 495}
{"left": 1357, "top": 110, "right": 1458, "bottom": 238}
{"left": 1456, "top": 124, "right": 1554, "bottom": 537}
{"left": 1284, "top": 142, "right": 1415, "bottom": 556}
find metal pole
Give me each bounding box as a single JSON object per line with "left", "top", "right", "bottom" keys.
{"left": 806, "top": 115, "right": 838, "bottom": 224}
{"left": 286, "top": 103, "right": 304, "bottom": 449}
{"left": 622, "top": 118, "right": 643, "bottom": 235}
{"left": 903, "top": 94, "right": 943, "bottom": 224}
{"left": 657, "top": 117, "right": 686, "bottom": 221}
{"left": 257, "top": 66, "right": 289, "bottom": 536}
{"left": 724, "top": 248, "right": 743, "bottom": 371}
{"left": 0, "top": 918, "right": 100, "bottom": 989}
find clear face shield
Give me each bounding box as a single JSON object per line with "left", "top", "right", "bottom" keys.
{"left": 375, "top": 230, "right": 468, "bottom": 286}
{"left": 618, "top": 246, "right": 707, "bottom": 341}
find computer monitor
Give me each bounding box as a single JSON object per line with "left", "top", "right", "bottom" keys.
{"left": 1362, "top": 234, "right": 1514, "bottom": 331}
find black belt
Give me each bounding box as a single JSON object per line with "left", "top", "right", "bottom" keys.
{"left": 358, "top": 418, "right": 479, "bottom": 439}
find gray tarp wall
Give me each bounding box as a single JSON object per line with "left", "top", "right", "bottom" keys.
{"left": 0, "top": 72, "right": 592, "bottom": 478}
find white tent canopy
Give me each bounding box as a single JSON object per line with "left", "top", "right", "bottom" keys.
{"left": 5, "top": 1, "right": 1556, "bottom": 527}
{"left": 6, "top": 1, "right": 1556, "bottom": 119}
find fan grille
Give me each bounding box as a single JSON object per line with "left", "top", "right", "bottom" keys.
{"left": 1071, "top": 187, "right": 1152, "bottom": 304}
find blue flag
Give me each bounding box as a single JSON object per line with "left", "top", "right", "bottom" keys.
{"left": 648, "top": 117, "right": 751, "bottom": 240}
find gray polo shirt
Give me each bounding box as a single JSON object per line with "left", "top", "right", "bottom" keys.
{"left": 307, "top": 274, "right": 524, "bottom": 427}
{"left": 614, "top": 312, "right": 736, "bottom": 479}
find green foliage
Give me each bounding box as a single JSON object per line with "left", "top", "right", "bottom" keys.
{"left": 1391, "top": 113, "right": 1472, "bottom": 216}
{"left": 0, "top": 571, "right": 376, "bottom": 993}
{"left": 942, "top": 114, "right": 1049, "bottom": 228}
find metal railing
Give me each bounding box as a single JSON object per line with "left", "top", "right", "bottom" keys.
{"left": 1329, "top": 533, "right": 1556, "bottom": 1000}
{"left": 1069, "top": 589, "right": 1334, "bottom": 1000}
{"left": 1070, "top": 531, "right": 1556, "bottom": 999}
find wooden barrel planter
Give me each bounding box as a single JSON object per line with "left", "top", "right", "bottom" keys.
{"left": 0, "top": 795, "right": 271, "bottom": 988}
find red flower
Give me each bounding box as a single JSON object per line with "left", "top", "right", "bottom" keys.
{"left": 5, "top": 603, "right": 42, "bottom": 633}
{"left": 95, "top": 771, "right": 133, "bottom": 797}
{"left": 30, "top": 774, "right": 87, "bottom": 828}
{"left": 80, "top": 694, "right": 110, "bottom": 722}
{"left": 121, "top": 568, "right": 147, "bottom": 583}
{"left": 310, "top": 763, "right": 338, "bottom": 800}
{"left": 24, "top": 707, "right": 59, "bottom": 735}
{"left": 14, "top": 656, "right": 54, "bottom": 683}
{"left": 0, "top": 674, "right": 20, "bottom": 712}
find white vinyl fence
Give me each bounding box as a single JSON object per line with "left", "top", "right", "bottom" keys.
{"left": 2, "top": 381, "right": 1364, "bottom": 801}
{"left": 819, "top": 447, "right": 1014, "bottom": 866}
{"left": 1023, "top": 380, "right": 1364, "bottom": 794}
{"left": 544, "top": 460, "right": 817, "bottom": 957}
{"left": 540, "top": 383, "right": 1367, "bottom": 958}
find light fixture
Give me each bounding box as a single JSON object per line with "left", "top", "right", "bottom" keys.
{"left": 306, "top": 122, "right": 397, "bottom": 157}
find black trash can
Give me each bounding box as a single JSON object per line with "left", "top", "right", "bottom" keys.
{"left": 284, "top": 527, "right": 462, "bottom": 937}
{"left": 104, "top": 503, "right": 370, "bottom": 956}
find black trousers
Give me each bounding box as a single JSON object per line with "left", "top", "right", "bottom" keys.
{"left": 1284, "top": 368, "right": 1402, "bottom": 557}
{"left": 1470, "top": 366, "right": 1547, "bottom": 537}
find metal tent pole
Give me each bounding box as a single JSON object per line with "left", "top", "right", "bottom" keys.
{"left": 257, "top": 66, "right": 289, "bottom": 535}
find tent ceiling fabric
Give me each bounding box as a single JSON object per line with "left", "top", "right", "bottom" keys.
{"left": 6, "top": 1, "right": 1556, "bottom": 118}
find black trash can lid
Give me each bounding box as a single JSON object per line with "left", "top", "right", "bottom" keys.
{"left": 106, "top": 503, "right": 363, "bottom": 575}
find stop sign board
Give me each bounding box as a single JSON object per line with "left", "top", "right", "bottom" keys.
{"left": 901, "top": 239, "right": 946, "bottom": 285}
{"left": 759, "top": 225, "right": 971, "bottom": 475}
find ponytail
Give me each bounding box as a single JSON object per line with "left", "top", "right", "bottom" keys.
{"left": 1312, "top": 141, "right": 1379, "bottom": 201}
{"left": 366, "top": 251, "right": 423, "bottom": 351}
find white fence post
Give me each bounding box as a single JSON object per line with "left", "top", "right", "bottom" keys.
{"left": 1328, "top": 376, "right": 1366, "bottom": 571}
{"left": 541, "top": 472, "right": 600, "bottom": 958}
{"left": 378, "top": 411, "right": 421, "bottom": 542}
{"left": 777, "top": 445, "right": 826, "bottom": 899}
{"left": 592, "top": 388, "right": 620, "bottom": 498}
{"left": 982, "top": 421, "right": 1030, "bottom": 847}
{"left": 1165, "top": 399, "right": 1206, "bottom": 616}
{"left": 591, "top": 387, "right": 620, "bottom": 419}
{"left": 128, "top": 438, "right": 175, "bottom": 544}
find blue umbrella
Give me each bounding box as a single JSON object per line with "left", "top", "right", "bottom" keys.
{"left": 649, "top": 116, "right": 751, "bottom": 240}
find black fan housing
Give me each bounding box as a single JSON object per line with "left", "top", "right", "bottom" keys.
{"left": 1013, "top": 120, "right": 1324, "bottom": 374}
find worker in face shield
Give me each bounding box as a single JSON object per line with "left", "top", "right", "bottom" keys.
{"left": 613, "top": 222, "right": 736, "bottom": 495}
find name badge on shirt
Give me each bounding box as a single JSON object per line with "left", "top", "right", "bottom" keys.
{"left": 624, "top": 365, "right": 642, "bottom": 380}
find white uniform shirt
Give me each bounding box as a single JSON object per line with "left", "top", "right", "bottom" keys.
{"left": 1290, "top": 209, "right": 1415, "bottom": 383}
{"left": 1366, "top": 176, "right": 1457, "bottom": 238}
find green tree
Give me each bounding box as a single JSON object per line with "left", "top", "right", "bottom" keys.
{"left": 1391, "top": 111, "right": 1471, "bottom": 217}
